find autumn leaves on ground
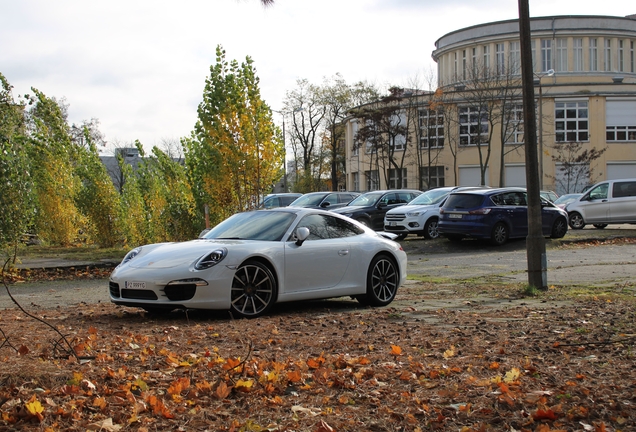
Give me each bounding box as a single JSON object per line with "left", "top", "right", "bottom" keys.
{"left": 1, "top": 273, "right": 635, "bottom": 431}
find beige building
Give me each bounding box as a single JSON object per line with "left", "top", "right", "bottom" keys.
{"left": 344, "top": 14, "right": 636, "bottom": 195}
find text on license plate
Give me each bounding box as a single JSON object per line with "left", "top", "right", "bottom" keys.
{"left": 125, "top": 281, "right": 146, "bottom": 289}
{"left": 449, "top": 214, "right": 463, "bottom": 219}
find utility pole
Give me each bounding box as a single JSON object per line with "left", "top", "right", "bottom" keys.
{"left": 518, "top": 0, "right": 548, "bottom": 290}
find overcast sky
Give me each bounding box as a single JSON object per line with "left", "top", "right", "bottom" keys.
{"left": 2, "top": 1, "right": 635, "bottom": 151}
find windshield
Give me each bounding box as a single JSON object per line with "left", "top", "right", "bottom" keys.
{"left": 202, "top": 211, "right": 296, "bottom": 241}
{"left": 289, "top": 193, "right": 326, "bottom": 207}
{"left": 409, "top": 188, "right": 450, "bottom": 205}
{"left": 347, "top": 192, "right": 384, "bottom": 207}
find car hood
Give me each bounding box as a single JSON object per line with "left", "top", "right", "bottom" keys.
{"left": 126, "top": 239, "right": 249, "bottom": 269}
{"left": 386, "top": 204, "right": 436, "bottom": 214}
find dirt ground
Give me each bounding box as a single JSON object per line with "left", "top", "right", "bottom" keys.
{"left": 1, "top": 233, "right": 635, "bottom": 431}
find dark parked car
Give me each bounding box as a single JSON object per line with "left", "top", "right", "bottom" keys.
{"left": 258, "top": 193, "right": 302, "bottom": 209}
{"left": 438, "top": 187, "right": 568, "bottom": 245}
{"left": 288, "top": 191, "right": 360, "bottom": 210}
{"left": 331, "top": 189, "right": 422, "bottom": 230}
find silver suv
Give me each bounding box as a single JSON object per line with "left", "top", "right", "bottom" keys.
{"left": 384, "top": 187, "right": 458, "bottom": 239}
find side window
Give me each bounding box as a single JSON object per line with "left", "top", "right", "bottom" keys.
{"left": 397, "top": 193, "right": 411, "bottom": 203}
{"left": 589, "top": 183, "right": 609, "bottom": 200}
{"left": 613, "top": 181, "right": 636, "bottom": 198}
{"left": 295, "top": 214, "right": 363, "bottom": 240}
{"left": 296, "top": 214, "right": 330, "bottom": 240}
{"left": 327, "top": 215, "right": 364, "bottom": 238}
{"left": 324, "top": 194, "right": 338, "bottom": 205}
{"left": 382, "top": 193, "right": 398, "bottom": 205}
{"left": 339, "top": 194, "right": 354, "bottom": 203}
{"left": 491, "top": 194, "right": 504, "bottom": 206}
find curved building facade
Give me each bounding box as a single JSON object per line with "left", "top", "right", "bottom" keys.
{"left": 344, "top": 15, "right": 636, "bottom": 195}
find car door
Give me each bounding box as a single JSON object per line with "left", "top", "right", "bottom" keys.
{"left": 582, "top": 182, "right": 610, "bottom": 223}
{"left": 609, "top": 181, "right": 636, "bottom": 223}
{"left": 284, "top": 214, "right": 351, "bottom": 293}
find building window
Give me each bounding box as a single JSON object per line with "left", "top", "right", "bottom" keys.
{"left": 604, "top": 39, "right": 612, "bottom": 71}
{"left": 606, "top": 100, "right": 636, "bottom": 141}
{"left": 541, "top": 39, "right": 552, "bottom": 72}
{"left": 483, "top": 45, "right": 490, "bottom": 76}
{"left": 388, "top": 168, "right": 407, "bottom": 189}
{"left": 631, "top": 41, "right": 634, "bottom": 72}
{"left": 555, "top": 38, "right": 568, "bottom": 72}
{"left": 573, "top": 38, "right": 583, "bottom": 71}
{"left": 509, "top": 41, "right": 520, "bottom": 74}
{"left": 619, "top": 40, "right": 625, "bottom": 72}
{"left": 505, "top": 103, "right": 525, "bottom": 144}
{"left": 589, "top": 38, "right": 598, "bottom": 71}
{"left": 419, "top": 109, "right": 444, "bottom": 149}
{"left": 365, "top": 170, "right": 379, "bottom": 191}
{"left": 459, "top": 106, "right": 489, "bottom": 146}
{"left": 420, "top": 166, "right": 445, "bottom": 190}
{"left": 462, "top": 49, "right": 467, "bottom": 80}
{"left": 351, "top": 121, "right": 359, "bottom": 155}
{"left": 391, "top": 113, "right": 406, "bottom": 152}
{"left": 454, "top": 51, "right": 458, "bottom": 79}
{"left": 352, "top": 172, "right": 359, "bottom": 191}
{"left": 496, "top": 43, "right": 505, "bottom": 75}
{"left": 555, "top": 101, "right": 589, "bottom": 142}
{"left": 472, "top": 47, "right": 478, "bottom": 76}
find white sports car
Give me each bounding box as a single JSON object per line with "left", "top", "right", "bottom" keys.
{"left": 109, "top": 208, "right": 408, "bottom": 318}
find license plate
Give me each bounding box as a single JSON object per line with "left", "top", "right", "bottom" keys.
{"left": 449, "top": 214, "right": 463, "bottom": 219}
{"left": 125, "top": 281, "right": 146, "bottom": 289}
{"left": 389, "top": 221, "right": 397, "bottom": 226}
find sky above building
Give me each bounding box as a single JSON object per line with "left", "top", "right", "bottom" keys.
{"left": 2, "top": 0, "right": 635, "bottom": 151}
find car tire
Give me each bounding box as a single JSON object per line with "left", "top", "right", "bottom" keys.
{"left": 365, "top": 254, "right": 399, "bottom": 307}
{"left": 550, "top": 217, "right": 568, "bottom": 239}
{"left": 490, "top": 222, "right": 509, "bottom": 246}
{"left": 593, "top": 224, "right": 608, "bottom": 229}
{"left": 568, "top": 212, "right": 586, "bottom": 230}
{"left": 423, "top": 218, "right": 439, "bottom": 239}
{"left": 230, "top": 260, "right": 277, "bottom": 318}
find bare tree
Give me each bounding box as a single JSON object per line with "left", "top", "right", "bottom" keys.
{"left": 547, "top": 141, "right": 607, "bottom": 194}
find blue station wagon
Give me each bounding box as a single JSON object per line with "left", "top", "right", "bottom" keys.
{"left": 438, "top": 187, "right": 569, "bottom": 245}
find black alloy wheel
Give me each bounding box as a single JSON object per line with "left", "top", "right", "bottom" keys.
{"left": 490, "top": 222, "right": 509, "bottom": 246}
{"left": 365, "top": 254, "right": 399, "bottom": 306}
{"left": 551, "top": 218, "right": 568, "bottom": 238}
{"left": 230, "top": 261, "right": 277, "bottom": 318}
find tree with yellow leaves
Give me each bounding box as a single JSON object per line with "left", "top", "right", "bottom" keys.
{"left": 184, "top": 45, "right": 283, "bottom": 224}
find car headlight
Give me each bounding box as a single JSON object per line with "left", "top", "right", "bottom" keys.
{"left": 120, "top": 247, "right": 142, "bottom": 266}
{"left": 406, "top": 210, "right": 426, "bottom": 217}
{"left": 195, "top": 248, "right": 228, "bottom": 270}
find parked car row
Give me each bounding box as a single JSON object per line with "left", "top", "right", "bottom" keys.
{"left": 259, "top": 178, "right": 636, "bottom": 247}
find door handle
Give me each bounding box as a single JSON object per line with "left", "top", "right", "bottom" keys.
{"left": 338, "top": 250, "right": 349, "bottom": 256}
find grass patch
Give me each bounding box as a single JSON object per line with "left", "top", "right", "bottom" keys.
{"left": 12, "top": 245, "right": 128, "bottom": 261}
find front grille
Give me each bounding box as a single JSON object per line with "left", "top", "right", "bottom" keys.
{"left": 163, "top": 284, "right": 197, "bottom": 301}
{"left": 121, "top": 289, "right": 159, "bottom": 300}
{"left": 385, "top": 214, "right": 406, "bottom": 222}
{"left": 109, "top": 281, "right": 120, "bottom": 298}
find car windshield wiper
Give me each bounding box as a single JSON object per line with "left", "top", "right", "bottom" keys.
{"left": 213, "top": 237, "right": 244, "bottom": 240}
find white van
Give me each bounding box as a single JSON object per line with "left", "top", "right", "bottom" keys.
{"left": 566, "top": 178, "right": 636, "bottom": 229}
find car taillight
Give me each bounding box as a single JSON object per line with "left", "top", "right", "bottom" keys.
{"left": 469, "top": 208, "right": 492, "bottom": 215}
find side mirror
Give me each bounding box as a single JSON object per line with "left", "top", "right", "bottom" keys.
{"left": 320, "top": 201, "right": 331, "bottom": 208}
{"left": 294, "top": 227, "right": 310, "bottom": 246}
